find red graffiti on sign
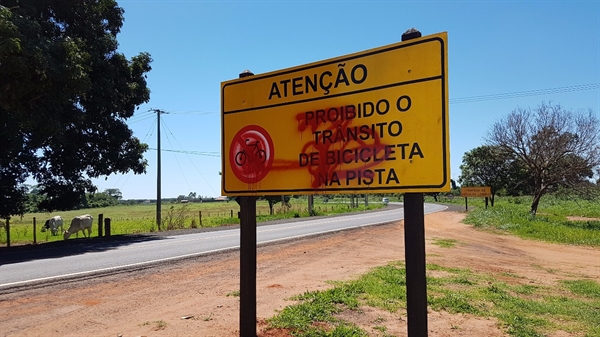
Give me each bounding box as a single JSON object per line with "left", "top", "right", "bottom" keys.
{"left": 229, "top": 125, "right": 274, "bottom": 184}
{"left": 293, "top": 106, "right": 390, "bottom": 188}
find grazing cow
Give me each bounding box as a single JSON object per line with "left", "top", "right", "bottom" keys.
{"left": 64, "top": 214, "right": 93, "bottom": 240}
{"left": 42, "top": 216, "right": 63, "bottom": 236}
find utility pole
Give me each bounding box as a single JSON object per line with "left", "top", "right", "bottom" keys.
{"left": 150, "top": 108, "right": 167, "bottom": 229}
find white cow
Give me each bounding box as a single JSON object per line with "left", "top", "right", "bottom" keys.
{"left": 42, "top": 216, "right": 63, "bottom": 236}
{"left": 64, "top": 214, "right": 93, "bottom": 240}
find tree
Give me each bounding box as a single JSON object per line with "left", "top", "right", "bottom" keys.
{"left": 487, "top": 102, "right": 600, "bottom": 214}
{"left": 105, "top": 188, "right": 123, "bottom": 200}
{"left": 24, "top": 184, "right": 47, "bottom": 213}
{"left": 458, "top": 145, "right": 520, "bottom": 206}
{"left": 0, "top": 1, "right": 152, "bottom": 218}
{"left": 86, "top": 191, "right": 120, "bottom": 208}
{"left": 264, "top": 195, "right": 291, "bottom": 215}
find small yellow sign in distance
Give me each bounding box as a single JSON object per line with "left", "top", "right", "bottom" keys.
{"left": 460, "top": 187, "right": 492, "bottom": 198}
{"left": 221, "top": 32, "right": 449, "bottom": 196}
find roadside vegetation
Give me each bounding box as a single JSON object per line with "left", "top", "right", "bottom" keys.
{"left": 264, "top": 194, "right": 599, "bottom": 336}
{"left": 463, "top": 195, "right": 600, "bottom": 247}
{"left": 0, "top": 195, "right": 385, "bottom": 246}
{"left": 266, "top": 262, "right": 600, "bottom": 337}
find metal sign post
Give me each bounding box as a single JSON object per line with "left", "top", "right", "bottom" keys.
{"left": 236, "top": 70, "right": 258, "bottom": 337}
{"left": 402, "top": 28, "right": 429, "bottom": 337}
{"left": 403, "top": 192, "right": 427, "bottom": 336}
{"left": 237, "top": 195, "right": 257, "bottom": 337}
{"left": 460, "top": 186, "right": 493, "bottom": 211}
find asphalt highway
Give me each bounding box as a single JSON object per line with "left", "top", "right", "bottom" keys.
{"left": 0, "top": 202, "right": 446, "bottom": 291}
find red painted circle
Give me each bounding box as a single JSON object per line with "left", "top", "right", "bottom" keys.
{"left": 229, "top": 125, "right": 274, "bottom": 184}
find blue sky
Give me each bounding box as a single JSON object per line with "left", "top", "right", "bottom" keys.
{"left": 92, "top": 0, "right": 600, "bottom": 200}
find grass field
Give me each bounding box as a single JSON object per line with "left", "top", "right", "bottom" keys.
{"left": 264, "top": 194, "right": 600, "bottom": 336}
{"left": 0, "top": 196, "right": 385, "bottom": 246}
{"left": 267, "top": 262, "right": 600, "bottom": 336}
{"left": 463, "top": 195, "right": 600, "bottom": 247}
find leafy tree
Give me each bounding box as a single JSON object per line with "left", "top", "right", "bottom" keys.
{"left": 487, "top": 102, "right": 600, "bottom": 214}
{"left": 0, "top": 1, "right": 152, "bottom": 218}
{"left": 105, "top": 188, "right": 123, "bottom": 200}
{"left": 24, "top": 184, "right": 46, "bottom": 212}
{"left": 425, "top": 192, "right": 440, "bottom": 202}
{"left": 264, "top": 195, "right": 291, "bottom": 215}
{"left": 458, "top": 145, "right": 519, "bottom": 206}
{"left": 85, "top": 191, "right": 119, "bottom": 208}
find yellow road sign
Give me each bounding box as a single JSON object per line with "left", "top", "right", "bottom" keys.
{"left": 460, "top": 187, "right": 492, "bottom": 198}
{"left": 221, "top": 32, "right": 449, "bottom": 196}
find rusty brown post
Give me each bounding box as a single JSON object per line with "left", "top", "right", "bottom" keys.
{"left": 98, "top": 214, "right": 104, "bottom": 237}
{"left": 104, "top": 218, "right": 111, "bottom": 237}
{"left": 33, "top": 217, "right": 37, "bottom": 244}
{"left": 6, "top": 218, "right": 10, "bottom": 247}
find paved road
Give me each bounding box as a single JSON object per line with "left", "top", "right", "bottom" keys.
{"left": 0, "top": 203, "right": 446, "bottom": 291}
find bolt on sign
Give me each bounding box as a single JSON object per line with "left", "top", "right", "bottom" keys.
{"left": 221, "top": 32, "right": 449, "bottom": 196}
{"left": 460, "top": 186, "right": 492, "bottom": 198}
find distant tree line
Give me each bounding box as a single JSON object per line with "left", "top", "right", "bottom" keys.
{"left": 23, "top": 187, "right": 124, "bottom": 212}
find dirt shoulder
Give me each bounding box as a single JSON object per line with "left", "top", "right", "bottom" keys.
{"left": 1, "top": 210, "right": 598, "bottom": 337}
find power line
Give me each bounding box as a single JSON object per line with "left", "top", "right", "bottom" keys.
{"left": 450, "top": 83, "right": 599, "bottom": 104}
{"left": 160, "top": 118, "right": 193, "bottom": 192}
{"left": 128, "top": 114, "right": 157, "bottom": 124}
{"left": 127, "top": 110, "right": 156, "bottom": 123}
{"left": 108, "top": 117, "right": 156, "bottom": 189}
{"left": 133, "top": 83, "right": 599, "bottom": 119}
{"left": 132, "top": 82, "right": 600, "bottom": 159}
{"left": 167, "top": 110, "right": 219, "bottom": 116}
{"left": 142, "top": 118, "right": 157, "bottom": 143}
{"left": 159, "top": 117, "right": 220, "bottom": 196}
{"left": 148, "top": 148, "right": 220, "bottom": 157}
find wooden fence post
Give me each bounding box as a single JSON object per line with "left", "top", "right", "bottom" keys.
{"left": 199, "top": 211, "right": 203, "bottom": 227}
{"left": 98, "top": 214, "right": 104, "bottom": 237}
{"left": 33, "top": 217, "right": 37, "bottom": 244}
{"left": 6, "top": 218, "right": 10, "bottom": 247}
{"left": 104, "top": 218, "right": 111, "bottom": 237}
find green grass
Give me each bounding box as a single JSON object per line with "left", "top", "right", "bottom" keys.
{"left": 432, "top": 238, "right": 458, "bottom": 248}
{"left": 463, "top": 196, "right": 600, "bottom": 247}
{"left": 0, "top": 197, "right": 384, "bottom": 245}
{"left": 535, "top": 195, "right": 600, "bottom": 218}
{"left": 226, "top": 290, "right": 240, "bottom": 297}
{"left": 561, "top": 279, "right": 600, "bottom": 299}
{"left": 267, "top": 263, "right": 600, "bottom": 336}
{"left": 267, "top": 283, "right": 367, "bottom": 336}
